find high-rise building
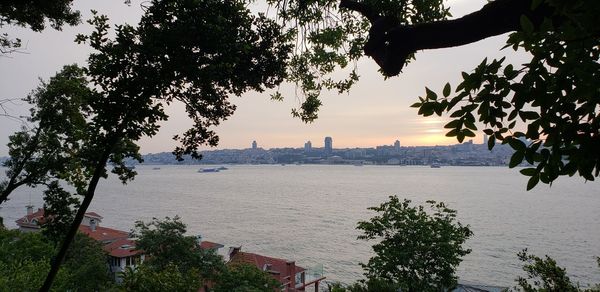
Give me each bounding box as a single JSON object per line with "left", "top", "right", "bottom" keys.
{"left": 252, "top": 140, "right": 257, "bottom": 149}
{"left": 324, "top": 136, "right": 332, "bottom": 155}
{"left": 394, "top": 140, "right": 401, "bottom": 152}
{"left": 304, "top": 141, "right": 312, "bottom": 152}
{"left": 483, "top": 134, "right": 488, "bottom": 146}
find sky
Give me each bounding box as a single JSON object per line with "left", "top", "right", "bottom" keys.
{"left": 0, "top": 0, "right": 529, "bottom": 155}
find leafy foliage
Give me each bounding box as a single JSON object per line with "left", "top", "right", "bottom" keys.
{"left": 42, "top": 181, "right": 81, "bottom": 244}
{"left": 131, "top": 216, "right": 225, "bottom": 282}
{"left": 515, "top": 250, "right": 600, "bottom": 292}
{"left": 412, "top": 0, "right": 600, "bottom": 188}
{"left": 356, "top": 196, "right": 472, "bottom": 291}
{"left": 127, "top": 217, "right": 279, "bottom": 291}
{"left": 327, "top": 279, "right": 400, "bottom": 292}
{"left": 212, "top": 263, "right": 280, "bottom": 292}
{"left": 2, "top": 1, "right": 296, "bottom": 287}
{"left": 0, "top": 0, "right": 80, "bottom": 53}
{"left": 1, "top": 65, "right": 93, "bottom": 206}
{"left": 121, "top": 263, "right": 203, "bottom": 292}
{"left": 266, "top": 0, "right": 450, "bottom": 121}
{"left": 0, "top": 229, "right": 113, "bottom": 291}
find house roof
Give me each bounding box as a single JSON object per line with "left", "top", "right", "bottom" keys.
{"left": 103, "top": 238, "right": 143, "bottom": 258}
{"left": 84, "top": 212, "right": 103, "bottom": 220}
{"left": 200, "top": 241, "right": 224, "bottom": 250}
{"left": 79, "top": 225, "right": 129, "bottom": 242}
{"left": 229, "top": 251, "right": 305, "bottom": 283}
{"left": 15, "top": 208, "right": 46, "bottom": 228}
{"left": 15, "top": 208, "right": 105, "bottom": 229}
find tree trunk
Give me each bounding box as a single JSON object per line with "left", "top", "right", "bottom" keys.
{"left": 38, "top": 148, "right": 112, "bottom": 291}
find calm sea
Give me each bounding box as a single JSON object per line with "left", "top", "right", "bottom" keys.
{"left": 1, "top": 165, "right": 599, "bottom": 287}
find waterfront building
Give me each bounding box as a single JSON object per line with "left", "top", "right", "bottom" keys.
{"left": 324, "top": 137, "right": 332, "bottom": 155}
{"left": 228, "top": 246, "right": 325, "bottom": 291}
{"left": 15, "top": 206, "right": 143, "bottom": 282}
{"left": 304, "top": 141, "right": 312, "bottom": 152}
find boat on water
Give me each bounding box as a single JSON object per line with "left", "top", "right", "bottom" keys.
{"left": 217, "top": 166, "right": 228, "bottom": 171}
{"left": 198, "top": 168, "right": 220, "bottom": 173}
{"left": 430, "top": 163, "right": 441, "bottom": 168}
{"left": 152, "top": 167, "right": 161, "bottom": 170}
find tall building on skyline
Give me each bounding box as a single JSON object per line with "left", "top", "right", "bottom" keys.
{"left": 394, "top": 140, "right": 401, "bottom": 152}
{"left": 252, "top": 140, "right": 257, "bottom": 150}
{"left": 483, "top": 134, "right": 488, "bottom": 146}
{"left": 304, "top": 141, "right": 312, "bottom": 152}
{"left": 324, "top": 136, "right": 332, "bottom": 155}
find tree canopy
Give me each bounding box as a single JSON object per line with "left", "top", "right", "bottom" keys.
{"left": 2, "top": 0, "right": 599, "bottom": 289}
{"left": 356, "top": 196, "right": 472, "bottom": 291}
{"left": 266, "top": 0, "right": 600, "bottom": 187}
{"left": 124, "top": 216, "right": 279, "bottom": 292}
{"left": 131, "top": 216, "right": 224, "bottom": 280}
{"left": 0, "top": 229, "right": 112, "bottom": 291}
{"left": 0, "top": 0, "right": 80, "bottom": 54}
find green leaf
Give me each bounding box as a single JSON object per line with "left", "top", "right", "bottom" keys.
{"left": 520, "top": 168, "right": 537, "bottom": 176}
{"left": 510, "top": 151, "right": 525, "bottom": 168}
{"left": 444, "top": 120, "right": 461, "bottom": 129}
{"left": 425, "top": 87, "right": 438, "bottom": 100}
{"left": 463, "top": 129, "right": 476, "bottom": 137}
{"left": 445, "top": 129, "right": 459, "bottom": 137}
{"left": 527, "top": 174, "right": 540, "bottom": 190}
{"left": 443, "top": 83, "right": 451, "bottom": 97}
{"left": 508, "top": 138, "right": 527, "bottom": 151}
{"left": 487, "top": 135, "right": 496, "bottom": 150}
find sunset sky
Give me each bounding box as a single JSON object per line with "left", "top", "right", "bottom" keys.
{"left": 0, "top": 0, "right": 529, "bottom": 155}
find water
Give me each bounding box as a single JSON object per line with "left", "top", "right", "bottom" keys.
{"left": 1, "top": 165, "right": 599, "bottom": 287}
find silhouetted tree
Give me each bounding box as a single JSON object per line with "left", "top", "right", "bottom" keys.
{"left": 0, "top": 0, "right": 80, "bottom": 54}
{"left": 515, "top": 250, "right": 600, "bottom": 292}
{"left": 269, "top": 0, "right": 600, "bottom": 187}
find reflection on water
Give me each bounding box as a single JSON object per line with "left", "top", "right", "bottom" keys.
{"left": 1, "top": 165, "right": 599, "bottom": 286}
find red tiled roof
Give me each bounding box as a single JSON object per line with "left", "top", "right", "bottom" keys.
{"left": 15, "top": 208, "right": 104, "bottom": 229}
{"left": 229, "top": 251, "right": 305, "bottom": 283}
{"left": 15, "top": 208, "right": 46, "bottom": 228}
{"left": 79, "top": 225, "right": 129, "bottom": 242}
{"left": 200, "top": 241, "right": 224, "bottom": 250}
{"left": 84, "top": 212, "right": 103, "bottom": 220}
{"left": 103, "top": 238, "right": 142, "bottom": 258}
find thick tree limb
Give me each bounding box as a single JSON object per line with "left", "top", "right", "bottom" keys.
{"left": 340, "top": 0, "right": 554, "bottom": 76}
{"left": 39, "top": 146, "right": 112, "bottom": 291}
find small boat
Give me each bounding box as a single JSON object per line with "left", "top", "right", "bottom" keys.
{"left": 198, "top": 168, "right": 219, "bottom": 173}
{"left": 217, "top": 166, "right": 228, "bottom": 171}
{"left": 430, "top": 163, "right": 441, "bottom": 168}
{"left": 152, "top": 167, "right": 161, "bottom": 170}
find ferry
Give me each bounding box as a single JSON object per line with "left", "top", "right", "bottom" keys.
{"left": 198, "top": 168, "right": 219, "bottom": 173}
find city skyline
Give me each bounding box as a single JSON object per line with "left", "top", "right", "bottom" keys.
{"left": 199, "top": 136, "right": 486, "bottom": 152}
{"left": 0, "top": 0, "right": 528, "bottom": 156}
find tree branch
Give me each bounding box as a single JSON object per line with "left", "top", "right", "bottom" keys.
{"left": 39, "top": 145, "right": 112, "bottom": 291}
{"left": 341, "top": 0, "right": 554, "bottom": 76}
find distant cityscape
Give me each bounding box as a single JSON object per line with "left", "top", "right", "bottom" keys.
{"left": 141, "top": 136, "right": 516, "bottom": 166}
